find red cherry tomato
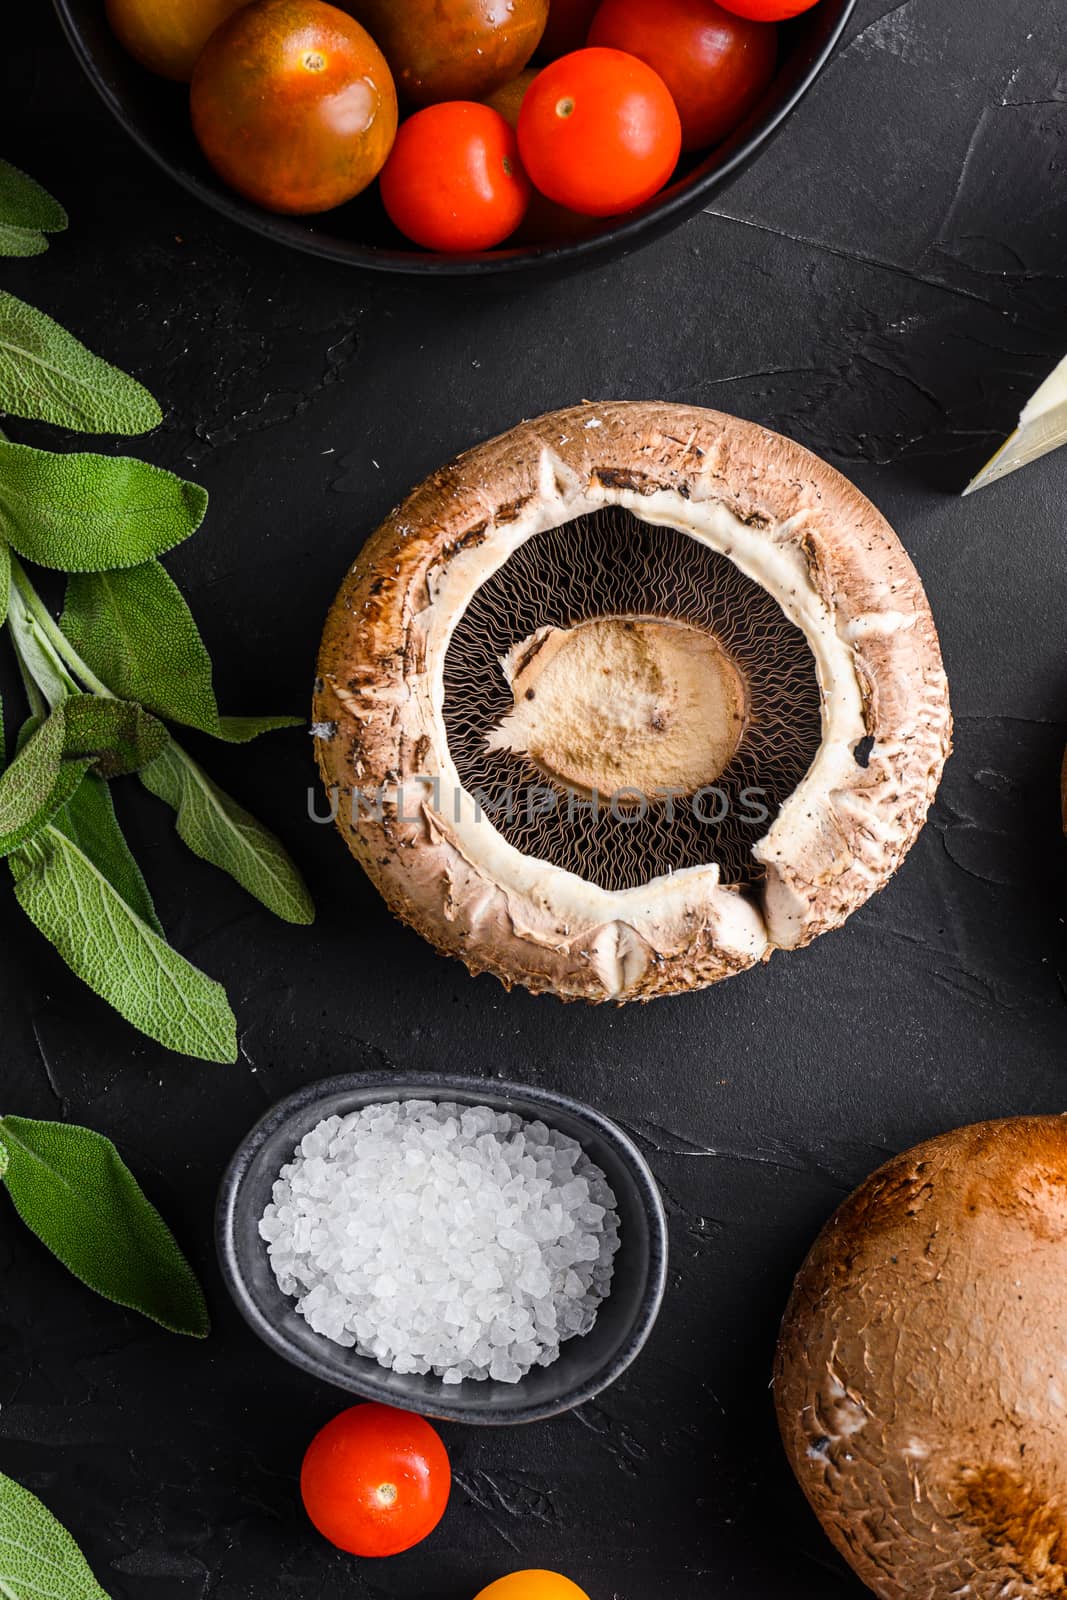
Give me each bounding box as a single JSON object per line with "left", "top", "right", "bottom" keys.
{"left": 380, "top": 101, "right": 531, "bottom": 251}
{"left": 518, "top": 48, "right": 681, "bottom": 217}
{"left": 716, "top": 0, "right": 820, "bottom": 15}
{"left": 300, "top": 1403, "right": 451, "bottom": 1557}
{"left": 537, "top": 0, "right": 601, "bottom": 59}
{"left": 588, "top": 0, "right": 776, "bottom": 151}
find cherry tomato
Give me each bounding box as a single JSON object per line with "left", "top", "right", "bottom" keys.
{"left": 716, "top": 0, "right": 820, "bottom": 16}
{"left": 474, "top": 1574, "right": 591, "bottom": 1600}
{"left": 343, "top": 0, "right": 548, "bottom": 105}
{"left": 300, "top": 1403, "right": 450, "bottom": 1558}
{"left": 588, "top": 0, "right": 776, "bottom": 151}
{"left": 484, "top": 71, "right": 603, "bottom": 244}
{"left": 537, "top": 0, "right": 602, "bottom": 59}
{"left": 106, "top": 0, "right": 252, "bottom": 80}
{"left": 381, "top": 102, "right": 530, "bottom": 251}
{"left": 484, "top": 67, "right": 541, "bottom": 129}
{"left": 190, "top": 0, "right": 397, "bottom": 214}
{"left": 518, "top": 47, "right": 681, "bottom": 217}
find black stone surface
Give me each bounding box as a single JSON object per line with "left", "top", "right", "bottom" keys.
{"left": 2, "top": 4, "right": 1066, "bottom": 1597}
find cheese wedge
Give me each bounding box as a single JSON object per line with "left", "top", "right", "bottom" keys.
{"left": 965, "top": 354, "right": 1067, "bottom": 494}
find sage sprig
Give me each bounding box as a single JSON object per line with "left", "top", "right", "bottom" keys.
{"left": 0, "top": 1471, "right": 110, "bottom": 1600}
{"left": 0, "top": 159, "right": 313, "bottom": 1061}
{"left": 0, "top": 1114, "right": 210, "bottom": 1336}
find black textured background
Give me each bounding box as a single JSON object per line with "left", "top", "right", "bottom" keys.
{"left": 3, "top": 3, "right": 1066, "bottom": 1597}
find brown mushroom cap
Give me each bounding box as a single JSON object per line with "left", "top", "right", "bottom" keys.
{"left": 775, "top": 1116, "right": 1067, "bottom": 1600}
{"left": 314, "top": 401, "right": 951, "bottom": 1001}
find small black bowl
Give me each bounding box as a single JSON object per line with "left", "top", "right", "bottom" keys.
{"left": 54, "top": 0, "right": 856, "bottom": 277}
{"left": 217, "top": 1072, "right": 668, "bottom": 1424}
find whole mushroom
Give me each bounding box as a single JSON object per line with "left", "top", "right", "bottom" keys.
{"left": 775, "top": 1116, "right": 1067, "bottom": 1600}
{"left": 314, "top": 402, "right": 951, "bottom": 1002}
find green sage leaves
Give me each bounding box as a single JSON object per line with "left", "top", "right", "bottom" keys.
{"left": 0, "top": 1473, "right": 110, "bottom": 1600}
{"left": 142, "top": 743, "right": 314, "bottom": 925}
{"left": 10, "top": 828, "right": 238, "bottom": 1062}
{"left": 0, "top": 697, "right": 168, "bottom": 857}
{"left": 0, "top": 156, "right": 311, "bottom": 1058}
{"left": 60, "top": 562, "right": 301, "bottom": 740}
{"left": 0, "top": 708, "right": 90, "bottom": 857}
{"left": 0, "top": 292, "right": 160, "bottom": 433}
{"left": 0, "top": 440, "right": 208, "bottom": 571}
{"left": 0, "top": 160, "right": 67, "bottom": 262}
{"left": 53, "top": 773, "right": 164, "bottom": 934}
{"left": 0, "top": 163, "right": 67, "bottom": 235}
{"left": 0, "top": 1114, "right": 210, "bottom": 1335}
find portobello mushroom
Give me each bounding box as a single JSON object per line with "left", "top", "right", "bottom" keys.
{"left": 314, "top": 401, "right": 951, "bottom": 1000}
{"left": 776, "top": 1117, "right": 1067, "bottom": 1600}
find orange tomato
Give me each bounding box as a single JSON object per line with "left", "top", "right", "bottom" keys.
{"left": 106, "top": 0, "right": 252, "bottom": 80}
{"left": 190, "top": 0, "right": 397, "bottom": 214}
{"left": 343, "top": 0, "right": 548, "bottom": 106}
{"left": 300, "top": 1403, "right": 450, "bottom": 1558}
{"left": 474, "top": 1573, "right": 591, "bottom": 1600}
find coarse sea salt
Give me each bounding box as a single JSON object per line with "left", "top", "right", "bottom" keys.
{"left": 259, "top": 1100, "right": 621, "bottom": 1384}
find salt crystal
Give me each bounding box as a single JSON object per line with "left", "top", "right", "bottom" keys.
{"left": 258, "top": 1100, "right": 621, "bottom": 1384}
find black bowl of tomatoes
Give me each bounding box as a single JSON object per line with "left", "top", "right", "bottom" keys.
{"left": 54, "top": 0, "right": 857, "bottom": 276}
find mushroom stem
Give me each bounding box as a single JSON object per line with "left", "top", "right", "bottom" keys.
{"left": 486, "top": 615, "right": 748, "bottom": 800}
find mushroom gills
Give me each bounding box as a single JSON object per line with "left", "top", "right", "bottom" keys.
{"left": 442, "top": 506, "right": 822, "bottom": 893}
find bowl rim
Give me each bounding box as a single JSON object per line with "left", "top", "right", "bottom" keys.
{"left": 52, "top": 0, "right": 858, "bottom": 276}
{"left": 216, "top": 1071, "right": 670, "bottom": 1424}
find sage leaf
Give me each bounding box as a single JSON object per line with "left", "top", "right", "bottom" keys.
{"left": 141, "top": 742, "right": 314, "bottom": 925}
{"left": 6, "top": 566, "right": 76, "bottom": 709}
{"left": 0, "top": 292, "right": 160, "bottom": 433}
{"left": 214, "top": 714, "right": 305, "bottom": 742}
{"left": 0, "top": 703, "right": 66, "bottom": 810}
{"left": 60, "top": 563, "right": 301, "bottom": 740}
{"left": 52, "top": 772, "right": 163, "bottom": 936}
{"left": 0, "top": 160, "right": 67, "bottom": 234}
{"left": 0, "top": 706, "right": 90, "bottom": 857}
{"left": 62, "top": 695, "right": 169, "bottom": 777}
{"left": 0, "top": 1115, "right": 210, "bottom": 1336}
{"left": 0, "top": 223, "right": 49, "bottom": 259}
{"left": 9, "top": 828, "right": 238, "bottom": 1062}
{"left": 62, "top": 561, "right": 217, "bottom": 730}
{"left": 0, "top": 439, "right": 208, "bottom": 571}
{"left": 0, "top": 538, "right": 9, "bottom": 633}
{"left": 0, "top": 1471, "right": 110, "bottom": 1600}
{"left": 0, "top": 757, "right": 89, "bottom": 860}
{"left": 0, "top": 697, "right": 167, "bottom": 855}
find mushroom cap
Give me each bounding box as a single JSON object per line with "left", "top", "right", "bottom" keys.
{"left": 314, "top": 401, "right": 951, "bottom": 1001}
{"left": 775, "top": 1116, "right": 1067, "bottom": 1600}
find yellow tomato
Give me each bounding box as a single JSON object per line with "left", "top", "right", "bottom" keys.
{"left": 474, "top": 1574, "right": 590, "bottom": 1600}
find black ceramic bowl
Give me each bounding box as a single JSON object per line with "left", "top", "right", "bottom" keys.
{"left": 55, "top": 0, "right": 856, "bottom": 277}
{"left": 217, "top": 1072, "right": 668, "bottom": 1424}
